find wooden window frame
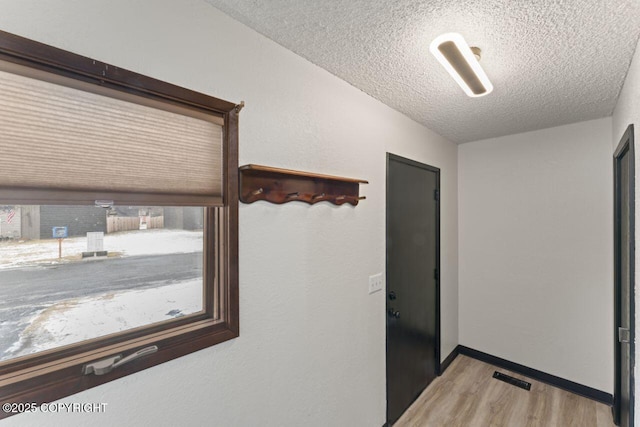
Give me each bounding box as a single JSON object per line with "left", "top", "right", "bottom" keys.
{"left": 0, "top": 30, "right": 239, "bottom": 418}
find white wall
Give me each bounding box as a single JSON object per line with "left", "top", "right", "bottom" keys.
{"left": 459, "top": 118, "right": 614, "bottom": 393}
{"left": 612, "top": 34, "right": 640, "bottom": 426}
{"left": 0, "top": 1, "right": 458, "bottom": 426}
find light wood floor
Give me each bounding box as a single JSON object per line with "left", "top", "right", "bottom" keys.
{"left": 394, "top": 355, "right": 616, "bottom": 427}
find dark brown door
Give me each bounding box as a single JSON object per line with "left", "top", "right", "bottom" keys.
{"left": 386, "top": 154, "right": 440, "bottom": 425}
{"left": 614, "top": 125, "right": 635, "bottom": 427}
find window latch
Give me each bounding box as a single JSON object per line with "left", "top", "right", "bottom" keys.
{"left": 82, "top": 345, "right": 158, "bottom": 376}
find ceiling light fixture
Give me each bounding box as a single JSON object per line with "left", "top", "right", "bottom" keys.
{"left": 430, "top": 33, "right": 493, "bottom": 97}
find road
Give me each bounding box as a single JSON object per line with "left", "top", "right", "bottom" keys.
{"left": 0, "top": 252, "right": 202, "bottom": 360}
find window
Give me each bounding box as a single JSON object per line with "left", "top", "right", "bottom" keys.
{"left": 0, "top": 30, "right": 239, "bottom": 416}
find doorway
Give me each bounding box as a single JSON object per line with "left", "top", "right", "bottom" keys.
{"left": 386, "top": 154, "right": 440, "bottom": 425}
{"left": 614, "top": 124, "right": 635, "bottom": 427}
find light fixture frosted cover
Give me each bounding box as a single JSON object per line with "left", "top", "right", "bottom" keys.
{"left": 430, "top": 33, "right": 493, "bottom": 97}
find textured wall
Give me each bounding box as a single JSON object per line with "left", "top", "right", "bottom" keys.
{"left": 612, "top": 34, "right": 640, "bottom": 427}
{"left": 0, "top": 1, "right": 458, "bottom": 426}
{"left": 459, "top": 118, "right": 614, "bottom": 393}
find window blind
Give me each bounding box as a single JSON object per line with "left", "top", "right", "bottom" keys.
{"left": 0, "top": 63, "right": 224, "bottom": 205}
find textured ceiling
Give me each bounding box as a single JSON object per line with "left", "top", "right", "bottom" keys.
{"left": 204, "top": 0, "right": 640, "bottom": 143}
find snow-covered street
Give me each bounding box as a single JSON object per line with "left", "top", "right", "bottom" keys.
{"left": 0, "top": 229, "right": 204, "bottom": 361}
{"left": 6, "top": 279, "right": 202, "bottom": 360}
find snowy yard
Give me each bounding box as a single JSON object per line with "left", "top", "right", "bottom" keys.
{"left": 0, "top": 228, "right": 203, "bottom": 270}
{"left": 6, "top": 279, "right": 202, "bottom": 359}
{"left": 0, "top": 229, "right": 205, "bottom": 361}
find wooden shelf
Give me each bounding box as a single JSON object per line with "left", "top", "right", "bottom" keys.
{"left": 239, "top": 164, "right": 368, "bottom": 206}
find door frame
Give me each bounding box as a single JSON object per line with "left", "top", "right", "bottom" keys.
{"left": 385, "top": 153, "right": 441, "bottom": 424}
{"left": 614, "top": 124, "right": 635, "bottom": 426}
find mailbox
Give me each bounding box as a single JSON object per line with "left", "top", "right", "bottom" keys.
{"left": 52, "top": 226, "right": 68, "bottom": 239}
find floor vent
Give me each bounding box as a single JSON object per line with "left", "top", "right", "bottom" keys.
{"left": 493, "top": 371, "right": 531, "bottom": 391}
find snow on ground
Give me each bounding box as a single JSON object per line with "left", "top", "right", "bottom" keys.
{"left": 0, "top": 228, "right": 203, "bottom": 269}
{"left": 0, "top": 228, "right": 205, "bottom": 359}
{"left": 5, "top": 279, "right": 202, "bottom": 359}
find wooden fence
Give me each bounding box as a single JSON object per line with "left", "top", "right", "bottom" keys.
{"left": 149, "top": 216, "right": 164, "bottom": 229}
{"left": 107, "top": 216, "right": 164, "bottom": 233}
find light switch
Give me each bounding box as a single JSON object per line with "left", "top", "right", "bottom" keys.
{"left": 369, "top": 273, "right": 383, "bottom": 294}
